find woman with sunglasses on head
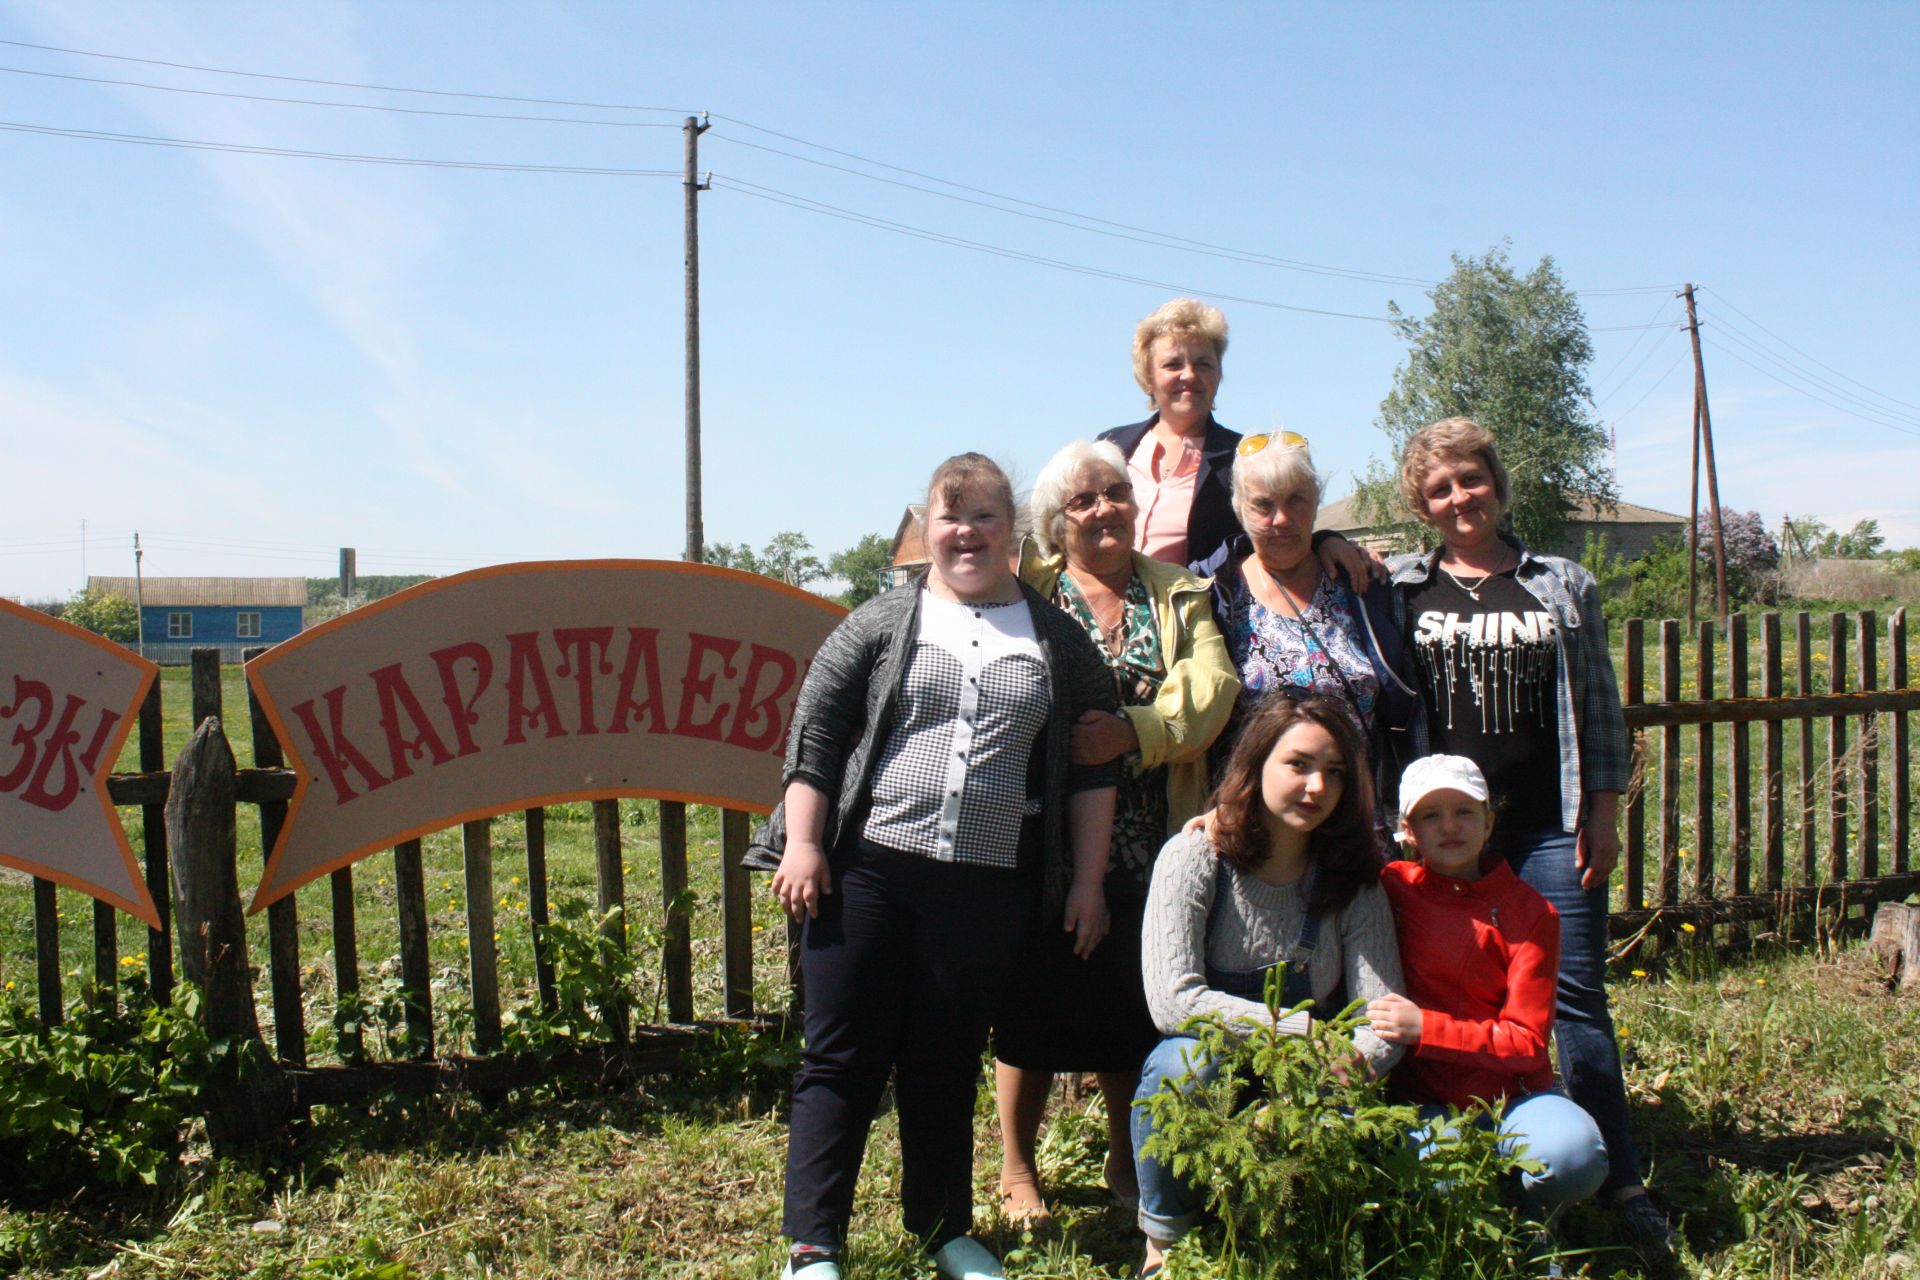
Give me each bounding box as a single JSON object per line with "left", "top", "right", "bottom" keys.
{"left": 1131, "top": 693, "right": 1404, "bottom": 1277}
{"left": 770, "top": 453, "right": 1121, "bottom": 1280}
{"left": 990, "top": 439, "right": 1240, "bottom": 1227}
{"left": 1382, "top": 417, "right": 1677, "bottom": 1264}
{"left": 1192, "top": 430, "right": 1414, "bottom": 785}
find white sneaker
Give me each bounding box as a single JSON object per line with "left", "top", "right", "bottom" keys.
{"left": 781, "top": 1251, "right": 842, "bottom": 1280}
{"left": 930, "top": 1235, "right": 1005, "bottom": 1280}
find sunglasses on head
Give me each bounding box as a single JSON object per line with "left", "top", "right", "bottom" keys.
{"left": 1062, "top": 481, "right": 1135, "bottom": 514}
{"left": 1237, "top": 430, "right": 1310, "bottom": 458}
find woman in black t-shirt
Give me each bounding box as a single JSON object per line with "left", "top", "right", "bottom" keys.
{"left": 1381, "top": 418, "right": 1678, "bottom": 1265}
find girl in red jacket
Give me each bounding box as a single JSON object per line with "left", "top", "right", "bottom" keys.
{"left": 1365, "top": 755, "right": 1609, "bottom": 1227}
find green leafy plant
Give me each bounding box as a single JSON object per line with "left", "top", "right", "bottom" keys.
{"left": 1136, "top": 966, "right": 1543, "bottom": 1277}
{"left": 501, "top": 902, "right": 649, "bottom": 1056}
{"left": 0, "top": 978, "right": 220, "bottom": 1197}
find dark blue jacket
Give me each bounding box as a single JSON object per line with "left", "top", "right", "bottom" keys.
{"left": 1098, "top": 414, "right": 1242, "bottom": 570}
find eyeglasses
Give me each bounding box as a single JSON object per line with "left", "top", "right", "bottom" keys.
{"left": 1237, "top": 430, "right": 1310, "bottom": 458}
{"left": 1063, "top": 481, "right": 1135, "bottom": 514}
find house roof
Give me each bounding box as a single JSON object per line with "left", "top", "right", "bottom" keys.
{"left": 1315, "top": 493, "right": 1685, "bottom": 533}
{"left": 88, "top": 576, "right": 308, "bottom": 607}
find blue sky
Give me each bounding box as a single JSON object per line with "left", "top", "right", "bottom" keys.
{"left": 3, "top": 1, "right": 1916, "bottom": 600}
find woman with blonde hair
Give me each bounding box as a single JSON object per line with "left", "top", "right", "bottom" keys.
{"left": 991, "top": 438, "right": 1240, "bottom": 1225}
{"left": 1385, "top": 416, "right": 1676, "bottom": 1263}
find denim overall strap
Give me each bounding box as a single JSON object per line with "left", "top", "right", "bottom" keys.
{"left": 1203, "top": 861, "right": 1321, "bottom": 1009}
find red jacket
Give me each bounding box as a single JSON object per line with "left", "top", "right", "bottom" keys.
{"left": 1380, "top": 859, "right": 1559, "bottom": 1109}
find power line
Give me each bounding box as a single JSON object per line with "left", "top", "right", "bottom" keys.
{"left": 0, "top": 63, "right": 681, "bottom": 127}
{"left": 0, "top": 118, "right": 680, "bottom": 175}
{"left": 1701, "top": 285, "right": 1920, "bottom": 416}
{"left": 1701, "top": 337, "right": 1920, "bottom": 439}
{"left": 1607, "top": 351, "right": 1691, "bottom": 424}
{"left": 709, "top": 127, "right": 1439, "bottom": 288}
{"left": 1706, "top": 323, "right": 1920, "bottom": 428}
{"left": 1594, "top": 296, "right": 1679, "bottom": 402}
{"left": 714, "top": 174, "right": 1395, "bottom": 322}
{"left": 0, "top": 37, "right": 694, "bottom": 113}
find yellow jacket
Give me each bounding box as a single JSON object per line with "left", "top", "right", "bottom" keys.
{"left": 1020, "top": 546, "right": 1241, "bottom": 832}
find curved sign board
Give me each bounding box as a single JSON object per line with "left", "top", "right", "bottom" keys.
{"left": 0, "top": 598, "right": 161, "bottom": 927}
{"left": 246, "top": 560, "right": 846, "bottom": 912}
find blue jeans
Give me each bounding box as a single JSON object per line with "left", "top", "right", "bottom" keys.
{"left": 1412, "top": 1090, "right": 1609, "bottom": 1218}
{"left": 1130, "top": 1036, "right": 1219, "bottom": 1242}
{"left": 1500, "top": 825, "right": 1642, "bottom": 1195}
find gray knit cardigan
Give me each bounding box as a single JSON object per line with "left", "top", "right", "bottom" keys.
{"left": 775, "top": 576, "right": 1121, "bottom": 919}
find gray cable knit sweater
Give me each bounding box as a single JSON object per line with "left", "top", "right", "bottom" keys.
{"left": 1140, "top": 827, "right": 1405, "bottom": 1074}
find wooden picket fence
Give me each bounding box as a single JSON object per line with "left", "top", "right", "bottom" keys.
{"left": 12, "top": 608, "right": 1918, "bottom": 1142}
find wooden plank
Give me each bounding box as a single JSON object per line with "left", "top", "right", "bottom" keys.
{"left": 392, "top": 838, "right": 434, "bottom": 1060}
{"left": 592, "top": 799, "right": 628, "bottom": 1042}
{"left": 1797, "top": 613, "right": 1816, "bottom": 884}
{"left": 1610, "top": 868, "right": 1920, "bottom": 936}
{"left": 1859, "top": 612, "right": 1879, "bottom": 878}
{"left": 245, "top": 646, "right": 304, "bottom": 1067}
{"left": 1695, "top": 620, "right": 1716, "bottom": 901}
{"left": 166, "top": 715, "right": 288, "bottom": 1149}
{"left": 139, "top": 678, "right": 172, "bottom": 1003}
{"left": 1893, "top": 609, "right": 1910, "bottom": 874}
{"left": 329, "top": 869, "right": 362, "bottom": 1060}
{"left": 1659, "top": 620, "right": 1682, "bottom": 905}
{"left": 1762, "top": 613, "right": 1785, "bottom": 891}
{"left": 107, "top": 767, "right": 298, "bottom": 806}
{"left": 660, "top": 800, "right": 694, "bottom": 1024}
{"left": 1620, "top": 688, "right": 1920, "bottom": 727}
{"left": 1829, "top": 614, "right": 1849, "bottom": 881}
{"left": 93, "top": 900, "right": 118, "bottom": 1005}
{"left": 33, "top": 878, "right": 62, "bottom": 1025}
{"left": 1728, "top": 614, "right": 1751, "bottom": 899}
{"left": 1622, "top": 618, "right": 1646, "bottom": 912}
{"left": 525, "top": 807, "right": 556, "bottom": 1012}
{"left": 462, "top": 819, "right": 502, "bottom": 1054}
{"left": 720, "top": 808, "right": 753, "bottom": 1018}
{"left": 190, "top": 647, "right": 222, "bottom": 726}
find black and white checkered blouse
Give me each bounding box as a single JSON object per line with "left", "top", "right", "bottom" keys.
{"left": 860, "top": 590, "right": 1053, "bottom": 867}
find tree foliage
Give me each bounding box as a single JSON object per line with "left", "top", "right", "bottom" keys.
{"left": 62, "top": 588, "right": 139, "bottom": 643}
{"left": 1362, "top": 243, "right": 1618, "bottom": 552}
{"left": 827, "top": 533, "right": 893, "bottom": 609}
{"left": 1783, "top": 516, "right": 1887, "bottom": 561}
{"left": 1686, "top": 509, "right": 1780, "bottom": 603}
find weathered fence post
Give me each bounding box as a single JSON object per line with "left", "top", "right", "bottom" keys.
{"left": 1623, "top": 618, "right": 1646, "bottom": 912}
{"left": 166, "top": 716, "right": 289, "bottom": 1149}
{"left": 33, "top": 878, "right": 61, "bottom": 1025}
{"left": 720, "top": 808, "right": 754, "bottom": 1018}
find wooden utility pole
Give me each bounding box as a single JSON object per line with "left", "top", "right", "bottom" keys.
{"left": 1681, "top": 284, "right": 1729, "bottom": 623}
{"left": 684, "top": 114, "right": 711, "bottom": 565}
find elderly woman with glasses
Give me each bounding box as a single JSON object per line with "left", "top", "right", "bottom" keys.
{"left": 1195, "top": 431, "right": 1414, "bottom": 777}
{"left": 989, "top": 438, "right": 1240, "bottom": 1226}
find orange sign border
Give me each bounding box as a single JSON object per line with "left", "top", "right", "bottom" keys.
{"left": 244, "top": 559, "right": 846, "bottom": 913}
{"left": 0, "top": 597, "right": 162, "bottom": 928}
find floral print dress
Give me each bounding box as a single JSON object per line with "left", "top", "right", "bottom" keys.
{"left": 1226, "top": 572, "right": 1380, "bottom": 740}
{"left": 1052, "top": 571, "right": 1169, "bottom": 901}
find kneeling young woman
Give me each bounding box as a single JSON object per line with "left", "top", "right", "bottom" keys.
{"left": 1132, "top": 694, "right": 1405, "bottom": 1276}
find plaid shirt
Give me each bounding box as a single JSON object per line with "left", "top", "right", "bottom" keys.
{"left": 1388, "top": 536, "right": 1630, "bottom": 832}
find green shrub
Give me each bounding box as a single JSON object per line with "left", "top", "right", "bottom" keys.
{"left": 0, "top": 979, "right": 218, "bottom": 1197}
{"left": 1136, "top": 968, "right": 1543, "bottom": 1277}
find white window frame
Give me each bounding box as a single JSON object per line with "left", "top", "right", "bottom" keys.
{"left": 236, "top": 611, "right": 262, "bottom": 640}
{"left": 167, "top": 612, "right": 192, "bottom": 639}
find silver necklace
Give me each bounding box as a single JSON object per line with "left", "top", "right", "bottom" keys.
{"left": 1441, "top": 553, "right": 1510, "bottom": 601}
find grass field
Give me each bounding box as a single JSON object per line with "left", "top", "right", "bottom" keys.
{"left": 3, "top": 622, "right": 1919, "bottom": 1277}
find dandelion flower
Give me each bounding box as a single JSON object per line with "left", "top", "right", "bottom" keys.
{"left": 1632, "top": 968, "right": 1649, "bottom": 978}
{"left": 1755, "top": 977, "right": 1768, "bottom": 987}
{"left": 1681, "top": 922, "right": 1697, "bottom": 934}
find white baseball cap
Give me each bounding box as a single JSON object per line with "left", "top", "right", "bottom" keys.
{"left": 1398, "top": 754, "right": 1490, "bottom": 819}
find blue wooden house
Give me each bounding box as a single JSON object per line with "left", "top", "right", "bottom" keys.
{"left": 87, "top": 576, "right": 306, "bottom": 663}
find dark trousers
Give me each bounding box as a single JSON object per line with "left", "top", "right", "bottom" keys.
{"left": 1499, "top": 825, "right": 1643, "bottom": 1195}
{"left": 782, "top": 839, "right": 1035, "bottom": 1250}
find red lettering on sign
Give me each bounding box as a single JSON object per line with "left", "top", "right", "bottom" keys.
{"left": 674, "top": 632, "right": 743, "bottom": 741}
{"left": 725, "top": 643, "right": 800, "bottom": 752}
{"left": 554, "top": 626, "right": 615, "bottom": 737}
{"left": 430, "top": 642, "right": 494, "bottom": 758}
{"left": 292, "top": 686, "right": 392, "bottom": 804}
{"left": 20, "top": 696, "right": 120, "bottom": 812}
{"left": 503, "top": 631, "right": 567, "bottom": 746}
{"left": 370, "top": 663, "right": 456, "bottom": 782}
{"left": 0, "top": 675, "right": 53, "bottom": 793}
{"left": 608, "top": 628, "right": 669, "bottom": 734}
